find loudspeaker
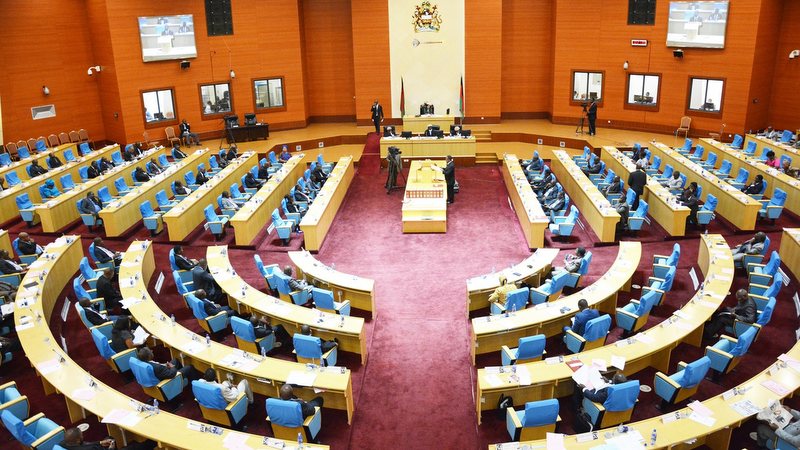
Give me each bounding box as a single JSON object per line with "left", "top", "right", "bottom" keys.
{"left": 180, "top": 60, "right": 190, "bottom": 70}
{"left": 673, "top": 49, "right": 684, "bottom": 58}
{"left": 205, "top": 0, "right": 233, "bottom": 36}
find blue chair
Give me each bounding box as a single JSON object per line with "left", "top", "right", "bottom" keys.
{"left": 35, "top": 140, "right": 46, "bottom": 153}
{"left": 1, "top": 409, "right": 64, "bottom": 450}
{"left": 530, "top": 271, "right": 570, "bottom": 305}
{"left": 230, "top": 183, "right": 251, "bottom": 203}
{"left": 140, "top": 200, "right": 163, "bottom": 236}
{"left": 587, "top": 162, "right": 607, "bottom": 183}
{"left": 204, "top": 204, "right": 229, "bottom": 240}
{"left": 73, "top": 276, "right": 100, "bottom": 302}
{"left": 274, "top": 271, "right": 311, "bottom": 305}
{"left": 704, "top": 326, "right": 757, "bottom": 379}
{"left": 12, "top": 237, "right": 39, "bottom": 265}
{"left": 155, "top": 189, "right": 177, "bottom": 212}
{"left": 615, "top": 289, "right": 660, "bottom": 334}
{"left": 0, "top": 153, "right": 11, "bottom": 167}
{"left": 573, "top": 146, "right": 591, "bottom": 165}
{"left": 186, "top": 293, "right": 229, "bottom": 334}
{"left": 548, "top": 205, "right": 579, "bottom": 238}
{"left": 728, "top": 168, "right": 749, "bottom": 190}
{"left": 726, "top": 296, "right": 775, "bottom": 341}
{"left": 749, "top": 180, "right": 768, "bottom": 201}
{"left": 268, "top": 151, "right": 283, "bottom": 169}
{"left": 0, "top": 268, "right": 22, "bottom": 288}
{"left": 642, "top": 265, "right": 676, "bottom": 306}
{"left": 653, "top": 243, "right": 680, "bottom": 279}
{"left": 191, "top": 380, "right": 249, "bottom": 427}
{"left": 490, "top": 287, "right": 529, "bottom": 316}
{"left": 654, "top": 356, "right": 711, "bottom": 408}
{"left": 77, "top": 166, "right": 89, "bottom": 182}
{"left": 281, "top": 197, "right": 301, "bottom": 226}
{"left": 656, "top": 164, "right": 674, "bottom": 182}
{"left": 63, "top": 149, "right": 76, "bottom": 162}
{"left": 97, "top": 186, "right": 116, "bottom": 204}
{"left": 749, "top": 273, "right": 782, "bottom": 311}
{"left": 647, "top": 155, "right": 662, "bottom": 174}
{"left": 748, "top": 251, "right": 780, "bottom": 286}
{"left": 171, "top": 181, "right": 189, "bottom": 200}
{"left": 730, "top": 134, "right": 743, "bottom": 149}
{"left": 714, "top": 160, "right": 732, "bottom": 178}
{"left": 114, "top": 178, "right": 131, "bottom": 196}
{"left": 172, "top": 147, "right": 186, "bottom": 159}
{"left": 742, "top": 140, "right": 756, "bottom": 155}
{"left": 91, "top": 327, "right": 136, "bottom": 373}
{"left": 59, "top": 174, "right": 75, "bottom": 191}
{"left": 781, "top": 130, "right": 794, "bottom": 143}
{"left": 254, "top": 254, "right": 280, "bottom": 292}
{"left": 505, "top": 399, "right": 559, "bottom": 441}
{"left": 271, "top": 208, "right": 294, "bottom": 245}
{"left": 15, "top": 193, "right": 40, "bottom": 227}
{"left": 0, "top": 382, "right": 29, "bottom": 421}
{"left": 78, "top": 142, "right": 90, "bottom": 156}
{"left": 780, "top": 155, "right": 793, "bottom": 168}
{"left": 184, "top": 171, "right": 199, "bottom": 190}
{"left": 594, "top": 169, "right": 615, "bottom": 190}
{"left": 501, "top": 334, "right": 546, "bottom": 366}
{"left": 687, "top": 145, "right": 704, "bottom": 162}
{"left": 266, "top": 398, "right": 321, "bottom": 442}
{"left": 627, "top": 200, "right": 648, "bottom": 232}
{"left": 208, "top": 156, "right": 221, "bottom": 173}
{"left": 668, "top": 173, "right": 687, "bottom": 195}
{"left": 297, "top": 178, "right": 315, "bottom": 199}
{"left": 317, "top": 154, "right": 333, "bottom": 173}
{"left": 700, "top": 152, "right": 717, "bottom": 170}
{"left": 738, "top": 235, "right": 771, "bottom": 270}
{"left": 169, "top": 248, "right": 193, "bottom": 284}
{"left": 172, "top": 270, "right": 196, "bottom": 303}
{"left": 564, "top": 251, "right": 592, "bottom": 288}
{"left": 231, "top": 316, "right": 276, "bottom": 354}
{"left": 79, "top": 257, "right": 101, "bottom": 288}
{"left": 76, "top": 200, "right": 100, "bottom": 230}
{"left": 88, "top": 242, "right": 114, "bottom": 271}
{"left": 158, "top": 153, "right": 170, "bottom": 168}
{"left": 217, "top": 195, "right": 236, "bottom": 219}
{"left": 759, "top": 189, "right": 787, "bottom": 223}
{"left": 293, "top": 333, "right": 337, "bottom": 366}
{"left": 564, "top": 314, "right": 611, "bottom": 353}
{"left": 311, "top": 287, "right": 351, "bottom": 316}
{"left": 25, "top": 165, "right": 34, "bottom": 177}
{"left": 582, "top": 380, "right": 640, "bottom": 429}
{"left": 129, "top": 357, "right": 187, "bottom": 402}
{"left": 696, "top": 194, "right": 718, "bottom": 227}
{"left": 111, "top": 150, "right": 124, "bottom": 166}
{"left": 605, "top": 180, "right": 625, "bottom": 203}
{"left": 241, "top": 175, "right": 258, "bottom": 196}
{"left": 17, "top": 147, "right": 31, "bottom": 159}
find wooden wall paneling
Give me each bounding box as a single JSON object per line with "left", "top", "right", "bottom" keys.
{"left": 743, "top": 0, "right": 783, "bottom": 134}
{"left": 350, "top": 0, "right": 391, "bottom": 124}
{"left": 768, "top": 0, "right": 800, "bottom": 130}
{"left": 464, "top": 0, "right": 502, "bottom": 123}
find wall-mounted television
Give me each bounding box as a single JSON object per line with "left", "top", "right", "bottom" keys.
{"left": 138, "top": 15, "right": 197, "bottom": 62}
{"left": 667, "top": 1, "right": 729, "bottom": 49}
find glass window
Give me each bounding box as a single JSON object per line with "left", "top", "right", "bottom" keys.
{"left": 199, "top": 82, "right": 232, "bottom": 116}
{"left": 627, "top": 74, "right": 660, "bottom": 105}
{"left": 253, "top": 77, "right": 285, "bottom": 111}
{"left": 688, "top": 78, "right": 724, "bottom": 112}
{"left": 572, "top": 71, "right": 603, "bottom": 102}
{"left": 142, "top": 88, "right": 176, "bottom": 123}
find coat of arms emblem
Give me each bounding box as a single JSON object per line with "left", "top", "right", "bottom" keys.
{"left": 412, "top": 1, "right": 442, "bottom": 32}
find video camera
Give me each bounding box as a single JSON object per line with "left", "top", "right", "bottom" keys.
{"left": 388, "top": 146, "right": 402, "bottom": 156}
{"left": 580, "top": 102, "right": 589, "bottom": 112}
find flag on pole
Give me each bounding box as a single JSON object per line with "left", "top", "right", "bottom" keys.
{"left": 459, "top": 76, "right": 465, "bottom": 118}
{"left": 400, "top": 77, "right": 405, "bottom": 117}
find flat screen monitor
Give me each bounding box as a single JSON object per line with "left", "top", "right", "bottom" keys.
{"left": 667, "top": 1, "right": 729, "bottom": 49}
{"left": 462, "top": 130, "right": 471, "bottom": 137}
{"left": 138, "top": 15, "right": 198, "bottom": 62}
{"left": 401, "top": 131, "right": 413, "bottom": 139}
{"left": 244, "top": 113, "right": 257, "bottom": 126}
{"left": 224, "top": 115, "right": 239, "bottom": 128}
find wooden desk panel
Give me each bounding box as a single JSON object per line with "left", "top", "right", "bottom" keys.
{"left": 380, "top": 137, "right": 477, "bottom": 159}
{"left": 402, "top": 160, "right": 447, "bottom": 233}
{"left": 230, "top": 154, "right": 306, "bottom": 246}
{"left": 501, "top": 155, "right": 550, "bottom": 249}
{"left": 402, "top": 115, "right": 455, "bottom": 133}
{"left": 0, "top": 143, "right": 77, "bottom": 183}
{"left": 162, "top": 151, "right": 258, "bottom": 242}
{"left": 0, "top": 229, "right": 11, "bottom": 256}
{"left": 550, "top": 150, "right": 621, "bottom": 242}
{"left": 300, "top": 157, "right": 354, "bottom": 251}
{"left": 745, "top": 134, "right": 800, "bottom": 165}
{"left": 780, "top": 228, "right": 800, "bottom": 281}
{"left": 207, "top": 246, "right": 367, "bottom": 364}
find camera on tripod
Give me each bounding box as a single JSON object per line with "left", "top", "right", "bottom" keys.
{"left": 580, "top": 102, "right": 589, "bottom": 112}
{"left": 388, "top": 146, "right": 402, "bottom": 156}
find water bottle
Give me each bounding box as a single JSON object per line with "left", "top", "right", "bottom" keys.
{"left": 205, "top": 333, "right": 211, "bottom": 347}
{"left": 650, "top": 428, "right": 657, "bottom": 446}
{"left": 340, "top": 315, "right": 345, "bottom": 328}
{"left": 170, "top": 314, "right": 176, "bottom": 326}
{"left": 152, "top": 399, "right": 159, "bottom": 414}
{"left": 510, "top": 303, "right": 517, "bottom": 316}
{"left": 297, "top": 432, "right": 303, "bottom": 448}
{"left": 261, "top": 345, "right": 267, "bottom": 357}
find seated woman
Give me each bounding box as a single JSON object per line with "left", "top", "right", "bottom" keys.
{"left": 40, "top": 179, "right": 60, "bottom": 199}
{"left": 764, "top": 150, "right": 780, "bottom": 168}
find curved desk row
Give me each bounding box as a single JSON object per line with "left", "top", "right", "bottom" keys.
{"left": 0, "top": 229, "right": 12, "bottom": 256}
{"left": 550, "top": 150, "right": 621, "bottom": 242}
{"left": 16, "top": 236, "right": 326, "bottom": 449}
{"left": 206, "top": 246, "right": 368, "bottom": 364}
{"left": 470, "top": 242, "right": 640, "bottom": 364}
{"left": 162, "top": 151, "right": 258, "bottom": 242}
{"left": 288, "top": 250, "right": 376, "bottom": 318}
{"left": 121, "top": 241, "right": 355, "bottom": 424}
{"left": 501, "top": 154, "right": 551, "bottom": 250}
{"left": 600, "top": 146, "right": 691, "bottom": 236}
{"left": 476, "top": 235, "right": 731, "bottom": 424}
{"left": 780, "top": 228, "right": 800, "bottom": 282}
{"left": 466, "top": 247, "right": 559, "bottom": 313}
{"left": 299, "top": 156, "right": 355, "bottom": 252}
{"left": 230, "top": 154, "right": 306, "bottom": 246}
{"left": 0, "top": 142, "right": 76, "bottom": 184}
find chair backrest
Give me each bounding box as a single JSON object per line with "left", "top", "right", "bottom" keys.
{"left": 771, "top": 189, "right": 787, "bottom": 207}
{"left": 60, "top": 173, "right": 74, "bottom": 189}
{"left": 88, "top": 242, "right": 98, "bottom": 262}
{"left": 719, "top": 160, "right": 731, "bottom": 173}
{"left": 185, "top": 172, "right": 194, "bottom": 186}
{"left": 15, "top": 193, "right": 32, "bottom": 209}
{"left": 577, "top": 252, "right": 592, "bottom": 276}
{"left": 204, "top": 205, "right": 219, "bottom": 222}
{"left": 667, "top": 244, "right": 681, "bottom": 266}
{"left": 583, "top": 314, "right": 612, "bottom": 341}
{"left": 173, "top": 271, "right": 190, "bottom": 296}
{"left": 73, "top": 277, "right": 91, "bottom": 299}
{"left": 311, "top": 287, "right": 335, "bottom": 310}
{"left": 156, "top": 190, "right": 169, "bottom": 207}
{"left": 662, "top": 164, "right": 674, "bottom": 179}
{"left": 729, "top": 326, "right": 757, "bottom": 357}
{"left": 317, "top": 154, "right": 325, "bottom": 166}
{"left": 651, "top": 155, "right": 661, "bottom": 171}
{"left": 744, "top": 141, "right": 756, "bottom": 154}
{"left": 759, "top": 297, "right": 777, "bottom": 326}
{"left": 294, "top": 334, "right": 323, "bottom": 360}
{"left": 268, "top": 151, "right": 279, "bottom": 165}
{"left": 64, "top": 149, "right": 75, "bottom": 162}
{"left": 624, "top": 189, "right": 636, "bottom": 207}
{"left": 692, "top": 145, "right": 704, "bottom": 158}
{"left": 129, "top": 358, "right": 160, "bottom": 387}
{"left": 78, "top": 166, "right": 89, "bottom": 181}
{"left": 566, "top": 205, "right": 579, "bottom": 223}
{"left": 679, "top": 356, "right": 711, "bottom": 388}
{"left": 661, "top": 265, "right": 676, "bottom": 291}
{"left": 763, "top": 251, "right": 781, "bottom": 276}
{"left": 114, "top": 178, "right": 128, "bottom": 192}
{"left": 762, "top": 236, "right": 771, "bottom": 256}
{"left": 91, "top": 327, "right": 114, "bottom": 360}
{"left": 140, "top": 200, "right": 155, "bottom": 218}
{"left": 209, "top": 156, "right": 219, "bottom": 169}
{"left": 98, "top": 186, "right": 113, "bottom": 203}
{"left": 253, "top": 254, "right": 267, "bottom": 277}
{"left": 636, "top": 289, "right": 660, "bottom": 316}
{"left": 703, "top": 194, "right": 718, "bottom": 212}
{"left": 79, "top": 142, "right": 90, "bottom": 155}
{"left": 217, "top": 195, "right": 224, "bottom": 209}
{"left": 764, "top": 273, "right": 783, "bottom": 298}
{"left": 165, "top": 127, "right": 177, "bottom": 139}
{"left": 731, "top": 134, "right": 743, "bottom": 148}
{"left": 781, "top": 130, "right": 794, "bottom": 143}
{"left": 706, "top": 152, "right": 717, "bottom": 165}
{"left": 17, "top": 147, "right": 30, "bottom": 159}
{"left": 1, "top": 409, "right": 36, "bottom": 445}
{"left": 679, "top": 117, "right": 691, "bottom": 129}
{"left": 604, "top": 380, "right": 640, "bottom": 411}
{"left": 517, "top": 334, "right": 546, "bottom": 360}
{"left": 79, "top": 257, "right": 96, "bottom": 279}
{"left": 266, "top": 398, "right": 304, "bottom": 428}
{"left": 0, "top": 153, "right": 10, "bottom": 167}
{"left": 522, "top": 399, "right": 559, "bottom": 427}
{"left": 192, "top": 381, "right": 228, "bottom": 410}
{"left": 187, "top": 294, "right": 209, "bottom": 320}
{"left": 633, "top": 200, "right": 648, "bottom": 218}
{"left": 5, "top": 171, "right": 19, "bottom": 186}
{"left": 758, "top": 180, "right": 768, "bottom": 195}
{"left": 231, "top": 316, "right": 256, "bottom": 342}
{"left": 504, "top": 287, "right": 529, "bottom": 312}
{"left": 271, "top": 209, "right": 286, "bottom": 227}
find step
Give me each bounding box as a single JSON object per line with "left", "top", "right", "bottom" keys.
{"left": 475, "top": 152, "right": 498, "bottom": 164}
{"left": 472, "top": 130, "right": 492, "bottom": 142}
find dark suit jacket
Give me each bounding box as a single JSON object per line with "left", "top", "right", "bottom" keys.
{"left": 627, "top": 170, "right": 647, "bottom": 195}
{"left": 583, "top": 386, "right": 610, "bottom": 403}
{"left": 201, "top": 298, "right": 224, "bottom": 316}
{"left": 78, "top": 197, "right": 102, "bottom": 215}
{"left": 29, "top": 165, "right": 47, "bottom": 176}
{"left": 17, "top": 240, "right": 39, "bottom": 255}
{"left": 59, "top": 441, "right": 106, "bottom": 450}
{"left": 244, "top": 173, "right": 263, "bottom": 189}
{"left": 253, "top": 323, "right": 275, "bottom": 339}
{"left": 443, "top": 161, "right": 455, "bottom": 186}
{"left": 93, "top": 245, "right": 117, "bottom": 264}
{"left": 371, "top": 104, "right": 384, "bottom": 121}
{"left": 87, "top": 165, "right": 100, "bottom": 179}
{"left": 0, "top": 259, "right": 22, "bottom": 275}
{"left": 48, "top": 156, "right": 62, "bottom": 168}
{"left": 174, "top": 254, "right": 196, "bottom": 271}
{"left": 179, "top": 122, "right": 191, "bottom": 135}
{"left": 290, "top": 398, "right": 317, "bottom": 418}
{"left": 134, "top": 169, "right": 150, "bottom": 182}
{"left": 148, "top": 360, "right": 177, "bottom": 380}
{"left": 257, "top": 166, "right": 271, "bottom": 180}
{"left": 572, "top": 308, "right": 600, "bottom": 336}
{"left": 191, "top": 266, "right": 218, "bottom": 296}
{"left": 733, "top": 298, "right": 757, "bottom": 323}
{"left": 84, "top": 308, "right": 108, "bottom": 326}
{"left": 97, "top": 275, "right": 122, "bottom": 303}
{"left": 587, "top": 101, "right": 598, "bottom": 118}
{"left": 195, "top": 171, "right": 209, "bottom": 185}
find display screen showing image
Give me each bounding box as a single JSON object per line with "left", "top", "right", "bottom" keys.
{"left": 667, "top": 1, "right": 729, "bottom": 49}
{"left": 138, "top": 15, "right": 197, "bottom": 62}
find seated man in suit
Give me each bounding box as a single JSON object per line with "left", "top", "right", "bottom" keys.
{"left": 78, "top": 298, "right": 112, "bottom": 326}
{"left": 300, "top": 324, "right": 337, "bottom": 353}
{"left": 244, "top": 172, "right": 264, "bottom": 190}
{"left": 731, "top": 232, "right": 767, "bottom": 264}
{"left": 172, "top": 245, "right": 197, "bottom": 271}
{"left": 194, "top": 168, "right": 210, "bottom": 185}
{"left": 93, "top": 237, "right": 123, "bottom": 268}
{"left": 678, "top": 182, "right": 700, "bottom": 226}
{"left": 564, "top": 299, "right": 599, "bottom": 336}
{"left": 251, "top": 316, "right": 288, "bottom": 348}
{"left": 179, "top": 119, "right": 201, "bottom": 146}
{"left": 575, "top": 372, "right": 628, "bottom": 408}
{"left": 195, "top": 289, "right": 240, "bottom": 318}
{"left": 487, "top": 275, "right": 518, "bottom": 310}
{"left": 424, "top": 125, "right": 436, "bottom": 137}
{"left": 78, "top": 191, "right": 103, "bottom": 222}
{"left": 703, "top": 289, "right": 756, "bottom": 340}
{"left": 582, "top": 158, "right": 603, "bottom": 176}
{"left": 147, "top": 158, "right": 164, "bottom": 175}
{"left": 310, "top": 164, "right": 327, "bottom": 187}
{"left": 136, "top": 346, "right": 201, "bottom": 383}
{"left": 220, "top": 191, "right": 241, "bottom": 211}
{"left": 284, "top": 195, "right": 306, "bottom": 217}
{"left": 383, "top": 126, "right": 397, "bottom": 137}
{"left": 98, "top": 157, "right": 115, "bottom": 172}
{"left": 279, "top": 383, "right": 324, "bottom": 418}
{"left": 192, "top": 259, "right": 225, "bottom": 304}
{"left": 226, "top": 145, "right": 239, "bottom": 162}
{"left": 742, "top": 174, "right": 765, "bottom": 194}
{"left": 556, "top": 247, "right": 587, "bottom": 274}
{"left": 87, "top": 161, "right": 101, "bottom": 179}
{"left": 283, "top": 266, "right": 314, "bottom": 305}
{"left": 200, "top": 368, "right": 253, "bottom": 405}
{"left": 172, "top": 143, "right": 187, "bottom": 159}
{"left": 28, "top": 160, "right": 48, "bottom": 177}
{"left": 133, "top": 166, "right": 151, "bottom": 182}
{"left": 257, "top": 161, "right": 272, "bottom": 180}
{"left": 294, "top": 183, "right": 313, "bottom": 204}
{"left": 97, "top": 268, "right": 123, "bottom": 311}
{"left": 173, "top": 181, "right": 190, "bottom": 195}
{"left": 542, "top": 191, "right": 566, "bottom": 216}
{"left": 47, "top": 153, "right": 63, "bottom": 169}
{"left": 16, "top": 233, "right": 44, "bottom": 256}
{"left": 59, "top": 426, "right": 155, "bottom": 450}
{"left": 603, "top": 176, "right": 622, "bottom": 198}
{"left": 0, "top": 250, "right": 25, "bottom": 276}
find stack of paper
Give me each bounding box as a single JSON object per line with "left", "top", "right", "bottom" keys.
{"left": 286, "top": 370, "right": 317, "bottom": 387}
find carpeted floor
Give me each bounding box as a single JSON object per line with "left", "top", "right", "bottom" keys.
{"left": 1, "top": 135, "right": 799, "bottom": 449}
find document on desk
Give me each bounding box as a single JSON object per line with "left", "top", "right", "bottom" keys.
{"left": 731, "top": 399, "right": 761, "bottom": 417}
{"left": 37, "top": 358, "right": 62, "bottom": 375}
{"left": 72, "top": 387, "right": 97, "bottom": 402}
{"left": 132, "top": 326, "right": 150, "bottom": 346}
{"left": 546, "top": 432, "right": 567, "bottom": 450}
{"left": 120, "top": 297, "right": 143, "bottom": 310}
{"left": 184, "top": 341, "right": 208, "bottom": 356}
{"left": 761, "top": 379, "right": 791, "bottom": 396}
{"left": 102, "top": 409, "right": 143, "bottom": 427}
{"left": 286, "top": 370, "right": 317, "bottom": 387}
{"left": 605, "top": 430, "right": 645, "bottom": 450}
{"left": 483, "top": 374, "right": 503, "bottom": 388}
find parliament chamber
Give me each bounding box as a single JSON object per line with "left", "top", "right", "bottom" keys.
{"left": 0, "top": 1, "right": 799, "bottom": 449}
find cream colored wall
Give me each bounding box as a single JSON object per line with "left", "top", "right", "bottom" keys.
{"left": 388, "top": 0, "right": 465, "bottom": 118}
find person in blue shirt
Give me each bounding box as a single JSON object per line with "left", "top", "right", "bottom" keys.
{"left": 279, "top": 145, "right": 291, "bottom": 163}
{"left": 40, "top": 179, "right": 60, "bottom": 199}
{"left": 525, "top": 155, "right": 544, "bottom": 175}
{"left": 565, "top": 298, "right": 600, "bottom": 336}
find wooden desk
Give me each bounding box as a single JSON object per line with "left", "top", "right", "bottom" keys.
{"left": 14, "top": 237, "right": 324, "bottom": 450}
{"left": 36, "top": 147, "right": 168, "bottom": 233}
{"left": 206, "top": 246, "right": 367, "bottom": 364}
{"left": 299, "top": 156, "right": 354, "bottom": 251}
{"left": 379, "top": 136, "right": 477, "bottom": 160}
{"left": 0, "top": 229, "right": 11, "bottom": 256}
{"left": 289, "top": 250, "right": 376, "bottom": 318}
{"left": 402, "top": 115, "right": 455, "bottom": 133}
{"left": 745, "top": 134, "right": 800, "bottom": 164}
{"left": 0, "top": 144, "right": 118, "bottom": 226}
{"left": 650, "top": 142, "right": 761, "bottom": 231}
{"left": 465, "top": 248, "right": 559, "bottom": 313}
{"left": 402, "top": 160, "right": 447, "bottom": 233}
{"left": 226, "top": 123, "right": 269, "bottom": 142}
{"left": 99, "top": 148, "right": 211, "bottom": 237}
{"left": 702, "top": 138, "right": 800, "bottom": 220}
{"left": 501, "top": 155, "right": 551, "bottom": 248}
{"left": 230, "top": 154, "right": 306, "bottom": 246}
{"left": 162, "top": 151, "right": 258, "bottom": 242}
{"left": 780, "top": 228, "right": 800, "bottom": 281}
{"left": 121, "top": 241, "right": 355, "bottom": 424}
{"left": 475, "top": 236, "right": 730, "bottom": 424}
{"left": 0, "top": 143, "right": 76, "bottom": 183}
{"left": 470, "top": 242, "right": 639, "bottom": 365}
{"left": 601, "top": 146, "right": 691, "bottom": 236}
{"left": 550, "top": 150, "right": 621, "bottom": 242}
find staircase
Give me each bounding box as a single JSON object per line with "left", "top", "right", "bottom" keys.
{"left": 473, "top": 130, "right": 496, "bottom": 164}
{"left": 473, "top": 130, "right": 492, "bottom": 142}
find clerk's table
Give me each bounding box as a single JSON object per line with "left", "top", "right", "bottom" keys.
{"left": 402, "top": 115, "right": 454, "bottom": 133}
{"left": 402, "top": 160, "right": 448, "bottom": 233}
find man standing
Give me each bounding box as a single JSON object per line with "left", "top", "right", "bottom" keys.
{"left": 587, "top": 99, "right": 598, "bottom": 136}
{"left": 370, "top": 99, "right": 384, "bottom": 134}
{"left": 443, "top": 155, "right": 456, "bottom": 204}
{"left": 179, "top": 119, "right": 201, "bottom": 146}
{"left": 627, "top": 161, "right": 647, "bottom": 211}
